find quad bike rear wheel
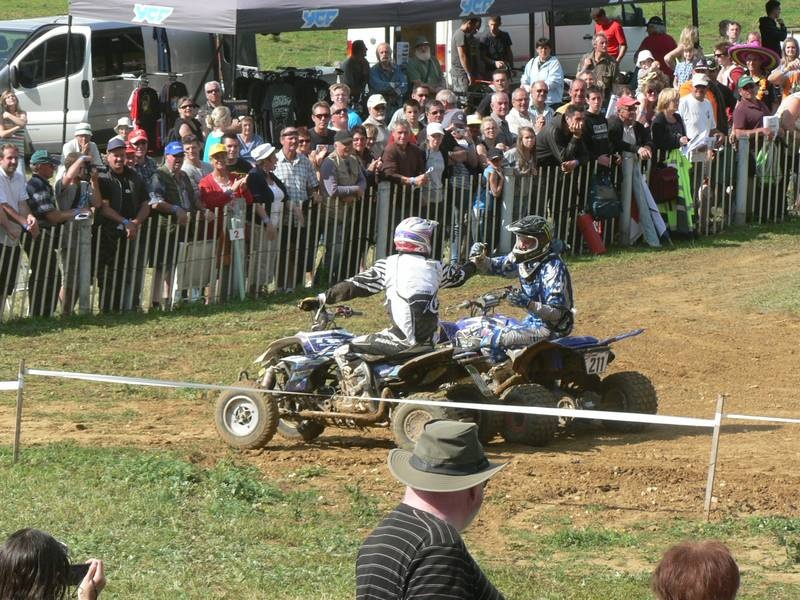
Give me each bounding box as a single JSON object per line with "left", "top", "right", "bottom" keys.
{"left": 500, "top": 384, "right": 559, "bottom": 446}
{"left": 215, "top": 382, "right": 279, "bottom": 450}
{"left": 391, "top": 400, "right": 470, "bottom": 451}
{"left": 600, "top": 371, "right": 658, "bottom": 433}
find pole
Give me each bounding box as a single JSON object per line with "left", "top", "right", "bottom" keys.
{"left": 691, "top": 0, "right": 699, "bottom": 28}
{"left": 703, "top": 394, "right": 726, "bottom": 521}
{"left": 61, "top": 15, "right": 73, "bottom": 146}
{"left": 734, "top": 137, "right": 749, "bottom": 225}
{"left": 375, "top": 182, "right": 391, "bottom": 259}
{"left": 12, "top": 359, "right": 25, "bottom": 464}
{"left": 619, "top": 152, "right": 634, "bottom": 245}
{"left": 498, "top": 168, "right": 515, "bottom": 254}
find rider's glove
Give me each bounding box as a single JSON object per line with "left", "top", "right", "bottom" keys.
{"left": 469, "top": 242, "right": 490, "bottom": 274}
{"left": 298, "top": 293, "right": 326, "bottom": 311}
{"left": 507, "top": 288, "right": 531, "bottom": 309}
{"left": 469, "top": 242, "right": 487, "bottom": 258}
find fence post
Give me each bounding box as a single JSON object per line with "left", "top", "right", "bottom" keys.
{"left": 703, "top": 394, "right": 726, "bottom": 521}
{"left": 12, "top": 359, "right": 25, "bottom": 464}
{"left": 375, "top": 181, "right": 391, "bottom": 260}
{"left": 619, "top": 153, "right": 634, "bottom": 245}
{"left": 498, "top": 168, "right": 516, "bottom": 254}
{"left": 734, "top": 137, "right": 749, "bottom": 226}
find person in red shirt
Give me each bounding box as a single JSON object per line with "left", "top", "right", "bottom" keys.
{"left": 592, "top": 8, "right": 627, "bottom": 64}
{"left": 635, "top": 16, "right": 678, "bottom": 80}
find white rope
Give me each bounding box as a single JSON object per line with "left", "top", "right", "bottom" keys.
{"left": 724, "top": 413, "right": 800, "bottom": 425}
{"left": 0, "top": 381, "right": 20, "bottom": 391}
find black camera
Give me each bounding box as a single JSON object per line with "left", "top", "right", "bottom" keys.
{"left": 68, "top": 563, "right": 90, "bottom": 586}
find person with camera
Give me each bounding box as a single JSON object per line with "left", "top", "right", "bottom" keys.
{"left": 0, "top": 528, "right": 106, "bottom": 600}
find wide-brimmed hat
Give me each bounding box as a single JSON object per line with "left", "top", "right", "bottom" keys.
{"left": 388, "top": 420, "right": 506, "bottom": 492}
{"left": 74, "top": 122, "right": 92, "bottom": 137}
{"left": 114, "top": 117, "right": 132, "bottom": 133}
{"left": 251, "top": 142, "right": 277, "bottom": 161}
{"left": 636, "top": 50, "right": 655, "bottom": 67}
{"left": 729, "top": 43, "right": 779, "bottom": 71}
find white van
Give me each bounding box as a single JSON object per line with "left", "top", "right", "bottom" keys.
{"left": 0, "top": 16, "right": 258, "bottom": 152}
{"left": 347, "top": 3, "right": 649, "bottom": 84}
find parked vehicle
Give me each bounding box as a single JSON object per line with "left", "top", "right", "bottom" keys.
{"left": 0, "top": 16, "right": 258, "bottom": 152}
{"left": 214, "top": 303, "right": 494, "bottom": 451}
{"left": 346, "top": 3, "right": 648, "bottom": 83}
{"left": 439, "top": 288, "right": 659, "bottom": 446}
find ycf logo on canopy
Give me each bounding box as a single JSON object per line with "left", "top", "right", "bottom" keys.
{"left": 460, "top": 0, "right": 495, "bottom": 16}
{"left": 301, "top": 9, "right": 340, "bottom": 29}
{"left": 132, "top": 3, "right": 174, "bottom": 25}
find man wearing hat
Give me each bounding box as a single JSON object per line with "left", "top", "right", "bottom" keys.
{"left": 57, "top": 122, "right": 102, "bottom": 179}
{"left": 147, "top": 140, "right": 196, "bottom": 309}
{"left": 112, "top": 117, "right": 132, "bottom": 142}
{"left": 319, "top": 129, "right": 367, "bottom": 281}
{"left": 634, "top": 16, "right": 677, "bottom": 80}
{"left": 678, "top": 73, "right": 722, "bottom": 162}
{"left": 678, "top": 59, "right": 733, "bottom": 137}
{"left": 608, "top": 95, "right": 653, "bottom": 160}
{"left": 95, "top": 137, "right": 151, "bottom": 312}
{"left": 23, "top": 150, "right": 91, "bottom": 316}
{"left": 356, "top": 420, "right": 506, "bottom": 599}
{"left": 127, "top": 128, "right": 159, "bottom": 183}
{"left": 406, "top": 37, "right": 445, "bottom": 91}
{"left": 363, "top": 95, "right": 389, "bottom": 156}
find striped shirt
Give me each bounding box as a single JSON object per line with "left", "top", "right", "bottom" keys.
{"left": 356, "top": 503, "right": 504, "bottom": 600}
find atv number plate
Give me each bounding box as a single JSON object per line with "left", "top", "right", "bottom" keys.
{"left": 584, "top": 351, "right": 610, "bottom": 375}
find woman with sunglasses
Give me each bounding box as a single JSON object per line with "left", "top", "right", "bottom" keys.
{"left": 637, "top": 82, "right": 663, "bottom": 129}
{"left": 715, "top": 43, "right": 745, "bottom": 93}
{"left": 167, "top": 96, "right": 204, "bottom": 146}
{"left": 0, "top": 89, "right": 28, "bottom": 176}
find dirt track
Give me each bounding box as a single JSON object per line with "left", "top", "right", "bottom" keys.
{"left": 6, "top": 231, "right": 800, "bottom": 528}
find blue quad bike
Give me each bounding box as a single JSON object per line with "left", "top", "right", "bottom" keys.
{"left": 438, "top": 288, "right": 659, "bottom": 446}
{"left": 214, "top": 303, "right": 494, "bottom": 450}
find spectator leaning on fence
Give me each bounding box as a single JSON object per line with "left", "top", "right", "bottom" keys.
{"left": 521, "top": 38, "right": 564, "bottom": 109}
{"left": 678, "top": 73, "right": 721, "bottom": 162}
{"left": 583, "top": 85, "right": 614, "bottom": 168}
{"left": 608, "top": 95, "right": 653, "bottom": 161}
{"left": 95, "top": 138, "right": 151, "bottom": 313}
{"left": 0, "top": 144, "right": 39, "bottom": 312}
{"left": 24, "top": 150, "right": 91, "bottom": 317}
{"left": 536, "top": 104, "right": 588, "bottom": 173}
{"left": 652, "top": 87, "right": 689, "bottom": 153}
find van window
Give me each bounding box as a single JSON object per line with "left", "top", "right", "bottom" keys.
{"left": 0, "top": 29, "right": 30, "bottom": 68}
{"left": 549, "top": 9, "right": 591, "bottom": 27}
{"left": 91, "top": 28, "right": 145, "bottom": 78}
{"left": 17, "top": 33, "right": 85, "bottom": 88}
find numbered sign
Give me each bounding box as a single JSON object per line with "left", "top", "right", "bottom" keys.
{"left": 229, "top": 227, "right": 245, "bottom": 241}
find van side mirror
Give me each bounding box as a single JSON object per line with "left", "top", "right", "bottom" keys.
{"left": 9, "top": 65, "right": 18, "bottom": 88}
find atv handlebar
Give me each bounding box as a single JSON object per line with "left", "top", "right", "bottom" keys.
{"left": 456, "top": 287, "right": 513, "bottom": 316}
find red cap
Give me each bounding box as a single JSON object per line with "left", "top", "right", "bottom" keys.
{"left": 127, "top": 128, "right": 149, "bottom": 144}
{"left": 124, "top": 142, "right": 136, "bottom": 155}
{"left": 616, "top": 95, "right": 640, "bottom": 108}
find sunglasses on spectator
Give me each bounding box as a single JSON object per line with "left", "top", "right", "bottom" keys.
{"left": 180, "top": 104, "right": 196, "bottom": 109}
{"left": 313, "top": 112, "right": 331, "bottom": 118}
{"left": 298, "top": 138, "right": 311, "bottom": 144}
{"left": 333, "top": 108, "right": 348, "bottom": 115}
{"left": 714, "top": 53, "right": 725, "bottom": 58}
{"left": 428, "top": 109, "right": 443, "bottom": 115}
{"left": 646, "top": 90, "right": 658, "bottom": 95}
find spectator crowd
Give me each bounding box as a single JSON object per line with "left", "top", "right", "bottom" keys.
{"left": 2, "top": 3, "right": 800, "bottom": 319}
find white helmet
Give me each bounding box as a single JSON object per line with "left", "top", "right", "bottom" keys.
{"left": 393, "top": 217, "right": 438, "bottom": 256}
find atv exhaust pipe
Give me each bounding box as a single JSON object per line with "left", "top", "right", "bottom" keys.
{"left": 295, "top": 388, "right": 392, "bottom": 425}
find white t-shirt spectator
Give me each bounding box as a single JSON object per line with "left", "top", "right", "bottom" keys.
{"left": 678, "top": 94, "right": 716, "bottom": 162}
{"left": 0, "top": 168, "right": 29, "bottom": 246}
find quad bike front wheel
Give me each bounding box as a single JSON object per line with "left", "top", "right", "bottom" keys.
{"left": 277, "top": 419, "right": 326, "bottom": 442}
{"left": 215, "top": 382, "right": 279, "bottom": 450}
{"left": 500, "top": 384, "right": 559, "bottom": 446}
{"left": 600, "top": 371, "right": 658, "bottom": 433}
{"left": 391, "top": 401, "right": 469, "bottom": 451}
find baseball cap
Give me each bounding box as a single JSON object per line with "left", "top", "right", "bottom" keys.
{"left": 30, "top": 150, "right": 59, "bottom": 166}
{"left": 737, "top": 75, "right": 756, "bottom": 89}
{"left": 617, "top": 95, "right": 640, "bottom": 108}
{"left": 413, "top": 36, "right": 430, "bottom": 48}
{"left": 447, "top": 111, "right": 467, "bottom": 129}
{"left": 466, "top": 113, "right": 482, "bottom": 126}
{"left": 106, "top": 137, "right": 127, "bottom": 152}
{"left": 691, "top": 73, "right": 710, "bottom": 87}
{"left": 442, "top": 109, "right": 466, "bottom": 128}
{"left": 334, "top": 129, "right": 353, "bottom": 144}
{"left": 487, "top": 147, "right": 504, "bottom": 161}
{"left": 207, "top": 143, "right": 227, "bottom": 157}
{"left": 164, "top": 141, "right": 185, "bottom": 156}
{"left": 74, "top": 122, "right": 92, "bottom": 137}
{"left": 367, "top": 94, "right": 387, "bottom": 109}
{"left": 251, "top": 143, "right": 277, "bottom": 161}
{"left": 125, "top": 142, "right": 135, "bottom": 155}
{"left": 128, "top": 128, "right": 149, "bottom": 144}
{"left": 646, "top": 15, "right": 664, "bottom": 27}
{"left": 426, "top": 122, "right": 445, "bottom": 137}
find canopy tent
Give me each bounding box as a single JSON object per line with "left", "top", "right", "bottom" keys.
{"left": 68, "top": 0, "right": 663, "bottom": 36}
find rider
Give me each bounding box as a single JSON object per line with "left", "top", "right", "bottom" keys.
{"left": 299, "top": 217, "right": 478, "bottom": 407}
{"left": 469, "top": 215, "right": 574, "bottom": 353}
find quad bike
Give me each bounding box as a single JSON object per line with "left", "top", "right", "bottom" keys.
{"left": 214, "top": 302, "right": 493, "bottom": 451}
{"left": 438, "top": 288, "right": 659, "bottom": 446}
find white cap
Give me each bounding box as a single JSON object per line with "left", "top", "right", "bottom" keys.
{"left": 691, "top": 73, "right": 710, "bottom": 87}
{"left": 74, "top": 122, "right": 92, "bottom": 136}
{"left": 367, "top": 94, "right": 387, "bottom": 109}
{"left": 426, "top": 122, "right": 445, "bottom": 137}
{"left": 636, "top": 49, "right": 655, "bottom": 66}
{"left": 251, "top": 142, "right": 278, "bottom": 162}
{"left": 115, "top": 116, "right": 132, "bottom": 132}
